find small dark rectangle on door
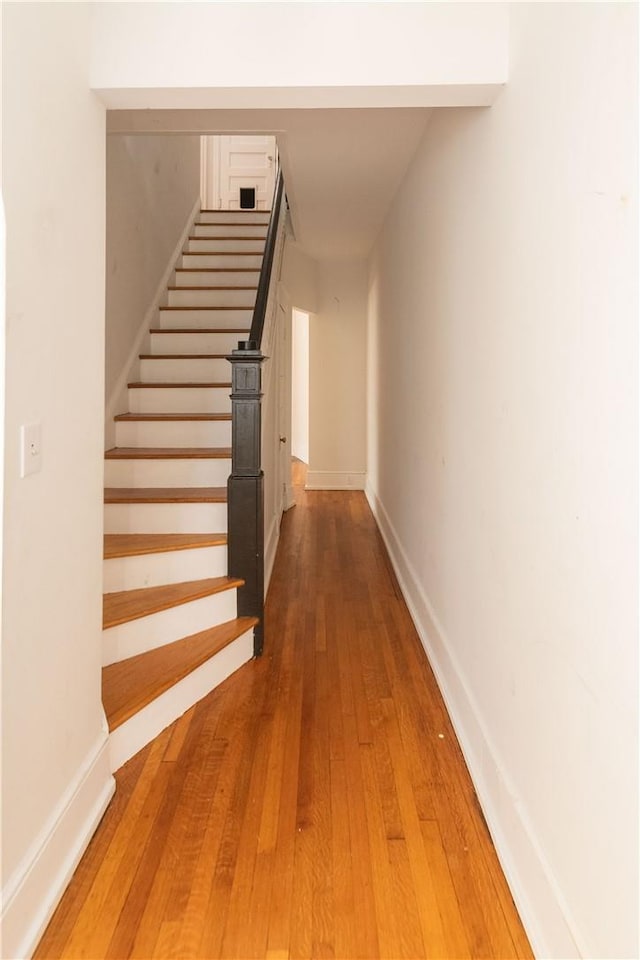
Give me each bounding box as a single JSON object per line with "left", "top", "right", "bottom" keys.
{"left": 240, "top": 187, "right": 256, "bottom": 209}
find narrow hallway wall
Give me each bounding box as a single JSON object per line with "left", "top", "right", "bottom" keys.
{"left": 367, "top": 4, "right": 637, "bottom": 957}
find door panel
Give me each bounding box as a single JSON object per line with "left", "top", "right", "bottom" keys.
{"left": 219, "top": 135, "right": 276, "bottom": 210}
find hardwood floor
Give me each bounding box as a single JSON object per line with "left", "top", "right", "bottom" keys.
{"left": 35, "top": 468, "right": 533, "bottom": 959}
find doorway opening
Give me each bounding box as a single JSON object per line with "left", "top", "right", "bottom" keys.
{"left": 291, "top": 308, "right": 310, "bottom": 492}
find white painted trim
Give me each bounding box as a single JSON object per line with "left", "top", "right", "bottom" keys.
{"left": 264, "top": 511, "right": 280, "bottom": 597}
{"left": 104, "top": 195, "right": 201, "bottom": 449}
{"left": 0, "top": 736, "right": 115, "bottom": 960}
{"left": 365, "top": 483, "right": 585, "bottom": 960}
{"left": 306, "top": 471, "right": 366, "bottom": 491}
{"left": 109, "top": 629, "right": 253, "bottom": 772}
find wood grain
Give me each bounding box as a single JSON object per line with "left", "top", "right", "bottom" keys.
{"left": 103, "top": 576, "right": 242, "bottom": 629}
{"left": 104, "top": 486, "right": 227, "bottom": 503}
{"left": 104, "top": 533, "right": 226, "bottom": 560}
{"left": 114, "top": 414, "right": 231, "bottom": 422}
{"left": 36, "top": 478, "right": 533, "bottom": 960}
{"left": 105, "top": 448, "right": 231, "bottom": 460}
{"left": 138, "top": 355, "right": 229, "bottom": 360}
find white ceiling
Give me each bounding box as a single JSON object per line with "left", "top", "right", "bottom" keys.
{"left": 107, "top": 108, "right": 433, "bottom": 262}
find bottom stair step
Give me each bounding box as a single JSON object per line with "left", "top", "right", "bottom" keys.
{"left": 104, "top": 617, "right": 257, "bottom": 772}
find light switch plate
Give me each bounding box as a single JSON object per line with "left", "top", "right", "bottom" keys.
{"left": 20, "top": 422, "right": 42, "bottom": 477}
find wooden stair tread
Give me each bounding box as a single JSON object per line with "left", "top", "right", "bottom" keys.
{"left": 200, "top": 208, "right": 271, "bottom": 213}
{"left": 175, "top": 268, "right": 260, "bottom": 273}
{"left": 159, "top": 305, "right": 252, "bottom": 310}
{"left": 139, "top": 354, "right": 228, "bottom": 360}
{"left": 181, "top": 252, "right": 261, "bottom": 258}
{"left": 104, "top": 533, "right": 226, "bottom": 559}
{"left": 114, "top": 413, "right": 231, "bottom": 422}
{"left": 102, "top": 616, "right": 258, "bottom": 731}
{"left": 105, "top": 447, "right": 231, "bottom": 460}
{"left": 167, "top": 285, "right": 258, "bottom": 291}
{"left": 189, "top": 234, "right": 266, "bottom": 240}
{"left": 103, "top": 575, "right": 242, "bottom": 629}
{"left": 128, "top": 382, "right": 231, "bottom": 389}
{"left": 104, "top": 486, "right": 226, "bottom": 503}
{"left": 149, "top": 328, "right": 248, "bottom": 334}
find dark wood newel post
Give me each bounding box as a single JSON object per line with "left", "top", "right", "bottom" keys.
{"left": 227, "top": 340, "right": 266, "bottom": 656}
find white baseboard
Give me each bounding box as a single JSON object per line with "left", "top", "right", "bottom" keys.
{"left": 305, "top": 470, "right": 366, "bottom": 491}
{"left": 104, "top": 195, "right": 201, "bottom": 450}
{"left": 0, "top": 736, "right": 115, "bottom": 960}
{"left": 365, "top": 483, "right": 584, "bottom": 960}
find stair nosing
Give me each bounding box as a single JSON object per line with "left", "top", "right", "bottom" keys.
{"left": 181, "top": 252, "right": 262, "bottom": 258}
{"left": 159, "top": 305, "right": 252, "bottom": 311}
{"left": 127, "top": 382, "right": 231, "bottom": 389}
{"left": 167, "top": 285, "right": 258, "bottom": 291}
{"left": 103, "top": 575, "right": 242, "bottom": 630}
{"left": 104, "top": 486, "right": 227, "bottom": 503}
{"left": 175, "top": 268, "right": 260, "bottom": 274}
{"left": 188, "top": 235, "right": 266, "bottom": 241}
{"left": 200, "top": 209, "right": 271, "bottom": 214}
{"left": 114, "top": 413, "right": 231, "bottom": 421}
{"left": 105, "top": 447, "right": 231, "bottom": 460}
{"left": 104, "top": 533, "right": 227, "bottom": 560}
{"left": 139, "top": 354, "right": 228, "bottom": 360}
{"left": 102, "top": 615, "right": 258, "bottom": 731}
{"left": 149, "top": 328, "right": 248, "bottom": 334}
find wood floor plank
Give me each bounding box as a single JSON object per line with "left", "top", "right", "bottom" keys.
{"left": 35, "top": 481, "right": 533, "bottom": 960}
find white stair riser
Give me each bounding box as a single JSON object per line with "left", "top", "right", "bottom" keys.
{"left": 158, "top": 308, "right": 252, "bottom": 330}
{"left": 192, "top": 224, "right": 267, "bottom": 239}
{"left": 187, "top": 238, "right": 265, "bottom": 254}
{"left": 168, "top": 287, "right": 256, "bottom": 308}
{"left": 151, "top": 331, "right": 244, "bottom": 354}
{"left": 198, "top": 211, "right": 270, "bottom": 224}
{"left": 116, "top": 419, "right": 231, "bottom": 447}
{"left": 104, "top": 501, "right": 228, "bottom": 535}
{"left": 103, "top": 544, "right": 227, "bottom": 593}
{"left": 102, "top": 589, "right": 238, "bottom": 665}
{"left": 108, "top": 629, "right": 254, "bottom": 772}
{"left": 140, "top": 357, "right": 230, "bottom": 381}
{"left": 128, "top": 387, "right": 231, "bottom": 414}
{"left": 105, "top": 458, "right": 231, "bottom": 488}
{"left": 181, "top": 254, "right": 262, "bottom": 270}
{"left": 175, "top": 270, "right": 260, "bottom": 288}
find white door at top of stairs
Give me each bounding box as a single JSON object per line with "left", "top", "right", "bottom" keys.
{"left": 201, "top": 135, "right": 276, "bottom": 211}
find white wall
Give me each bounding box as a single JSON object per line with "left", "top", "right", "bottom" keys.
{"left": 90, "top": 2, "right": 508, "bottom": 109}
{"left": 367, "top": 4, "right": 638, "bottom": 958}
{"left": 1, "top": 5, "right": 114, "bottom": 957}
{"left": 307, "top": 261, "right": 367, "bottom": 490}
{"left": 105, "top": 134, "right": 200, "bottom": 446}
{"left": 291, "top": 309, "right": 309, "bottom": 464}
{"left": 281, "top": 237, "right": 318, "bottom": 314}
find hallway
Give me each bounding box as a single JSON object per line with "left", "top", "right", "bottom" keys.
{"left": 35, "top": 473, "right": 532, "bottom": 959}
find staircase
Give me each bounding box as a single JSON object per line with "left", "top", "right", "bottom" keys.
{"left": 102, "top": 208, "right": 270, "bottom": 772}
